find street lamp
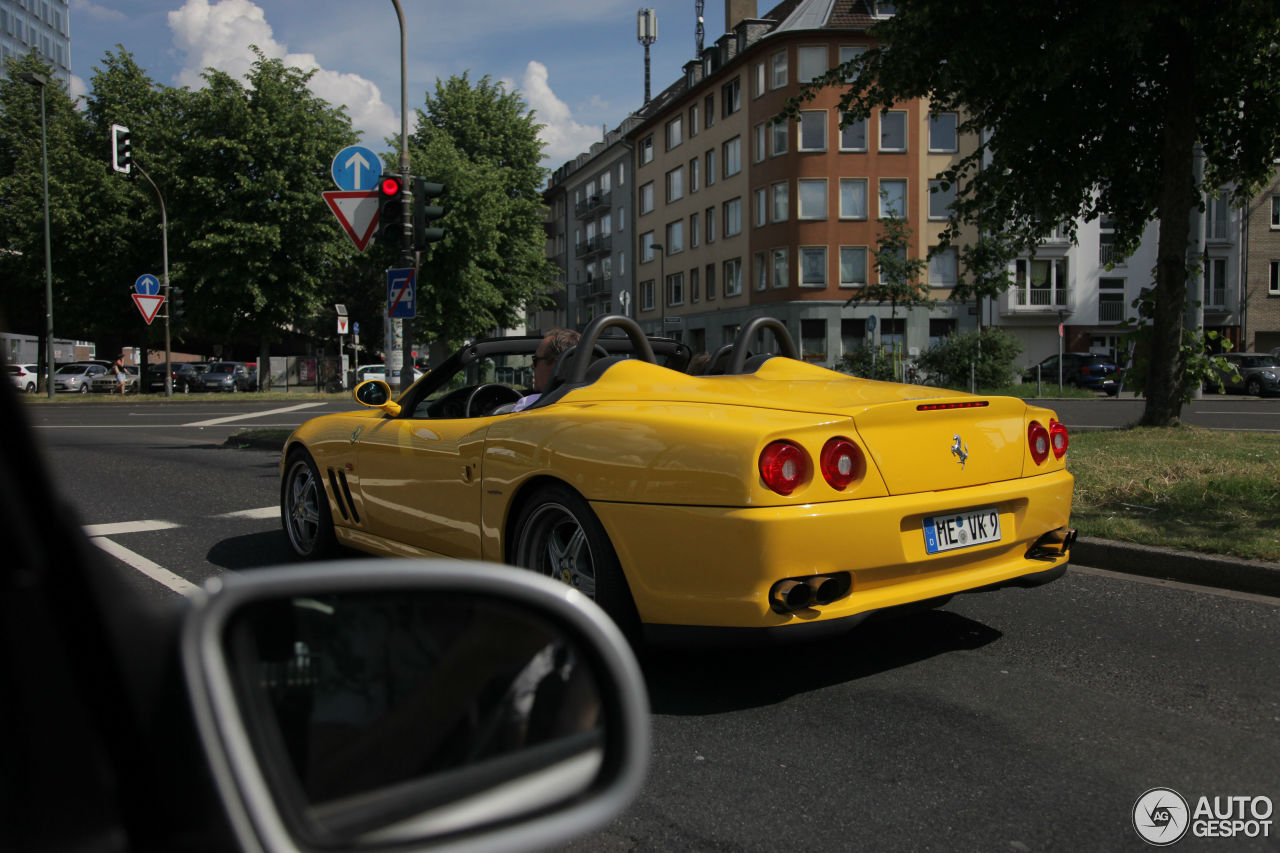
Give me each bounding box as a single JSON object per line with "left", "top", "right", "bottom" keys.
{"left": 649, "top": 242, "right": 665, "bottom": 333}
{"left": 19, "top": 71, "right": 55, "bottom": 400}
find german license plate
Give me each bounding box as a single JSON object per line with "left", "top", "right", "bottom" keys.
{"left": 923, "top": 506, "right": 1001, "bottom": 554}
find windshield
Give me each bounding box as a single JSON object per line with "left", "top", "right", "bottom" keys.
{"left": 56, "top": 365, "right": 88, "bottom": 375}
{"left": 209, "top": 364, "right": 235, "bottom": 374}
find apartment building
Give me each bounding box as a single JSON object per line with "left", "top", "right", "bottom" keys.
{"left": 0, "top": 0, "right": 71, "bottom": 87}
{"left": 1243, "top": 167, "right": 1280, "bottom": 354}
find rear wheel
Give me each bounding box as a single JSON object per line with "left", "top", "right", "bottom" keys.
{"left": 1246, "top": 377, "right": 1263, "bottom": 396}
{"left": 512, "top": 483, "right": 640, "bottom": 640}
{"left": 281, "top": 449, "right": 338, "bottom": 559}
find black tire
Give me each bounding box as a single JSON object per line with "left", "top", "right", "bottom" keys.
{"left": 1245, "top": 377, "right": 1263, "bottom": 397}
{"left": 511, "top": 482, "right": 641, "bottom": 640}
{"left": 281, "top": 449, "right": 338, "bottom": 559}
{"left": 78, "top": 383, "right": 89, "bottom": 394}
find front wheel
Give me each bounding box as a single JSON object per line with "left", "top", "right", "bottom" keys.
{"left": 1245, "top": 377, "right": 1263, "bottom": 397}
{"left": 281, "top": 449, "right": 338, "bottom": 559}
{"left": 511, "top": 483, "right": 640, "bottom": 640}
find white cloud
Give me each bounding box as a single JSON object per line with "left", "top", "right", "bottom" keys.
{"left": 166, "top": 0, "right": 396, "bottom": 146}
{"left": 71, "top": 0, "right": 126, "bottom": 23}
{"left": 515, "top": 61, "right": 602, "bottom": 166}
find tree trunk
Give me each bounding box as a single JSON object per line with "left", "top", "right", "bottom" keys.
{"left": 1139, "top": 20, "right": 1197, "bottom": 427}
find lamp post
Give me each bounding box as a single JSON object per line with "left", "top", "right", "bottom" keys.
{"left": 19, "top": 71, "right": 54, "bottom": 400}
{"left": 649, "top": 242, "right": 665, "bottom": 333}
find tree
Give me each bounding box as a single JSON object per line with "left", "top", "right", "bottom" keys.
{"left": 406, "top": 74, "right": 557, "bottom": 346}
{"left": 795, "top": 0, "right": 1280, "bottom": 426}
{"left": 845, "top": 191, "right": 933, "bottom": 324}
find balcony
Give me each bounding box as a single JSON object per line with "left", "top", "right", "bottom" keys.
{"left": 574, "top": 234, "right": 613, "bottom": 259}
{"left": 1008, "top": 286, "right": 1069, "bottom": 311}
{"left": 1098, "top": 294, "right": 1125, "bottom": 323}
{"left": 1099, "top": 243, "right": 1127, "bottom": 267}
{"left": 574, "top": 190, "right": 612, "bottom": 219}
{"left": 576, "top": 275, "right": 613, "bottom": 300}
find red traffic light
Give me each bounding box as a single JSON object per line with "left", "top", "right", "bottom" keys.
{"left": 379, "top": 175, "right": 402, "bottom": 198}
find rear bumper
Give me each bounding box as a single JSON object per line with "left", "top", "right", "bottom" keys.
{"left": 592, "top": 468, "right": 1073, "bottom": 631}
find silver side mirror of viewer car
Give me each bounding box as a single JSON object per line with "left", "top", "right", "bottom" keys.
{"left": 181, "top": 559, "right": 649, "bottom": 853}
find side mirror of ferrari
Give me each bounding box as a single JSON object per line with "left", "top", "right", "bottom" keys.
{"left": 354, "top": 379, "right": 400, "bottom": 416}
{"left": 181, "top": 559, "right": 649, "bottom": 853}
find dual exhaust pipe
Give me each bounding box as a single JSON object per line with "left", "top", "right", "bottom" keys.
{"left": 769, "top": 573, "right": 852, "bottom": 613}
{"left": 1026, "top": 526, "right": 1077, "bottom": 561}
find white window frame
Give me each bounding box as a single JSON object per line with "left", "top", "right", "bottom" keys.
{"left": 724, "top": 258, "right": 743, "bottom": 297}
{"left": 666, "top": 166, "right": 684, "bottom": 203}
{"left": 666, "top": 115, "right": 683, "bottom": 151}
{"left": 928, "top": 179, "right": 955, "bottom": 221}
{"left": 640, "top": 279, "right": 655, "bottom": 311}
{"left": 839, "top": 115, "right": 867, "bottom": 152}
{"left": 797, "top": 178, "right": 828, "bottom": 220}
{"left": 800, "top": 246, "right": 827, "bottom": 288}
{"left": 666, "top": 219, "right": 684, "bottom": 254}
{"left": 798, "top": 110, "right": 828, "bottom": 152}
{"left": 879, "top": 179, "right": 907, "bottom": 218}
{"left": 839, "top": 178, "right": 867, "bottom": 220}
{"left": 929, "top": 246, "right": 959, "bottom": 287}
{"left": 754, "top": 187, "right": 768, "bottom": 228}
{"left": 771, "top": 247, "right": 789, "bottom": 289}
{"left": 723, "top": 137, "right": 742, "bottom": 177}
{"left": 879, "top": 110, "right": 907, "bottom": 152}
{"left": 771, "top": 181, "right": 789, "bottom": 222}
{"left": 770, "top": 50, "right": 788, "bottom": 89}
{"left": 840, "top": 246, "right": 868, "bottom": 288}
{"left": 771, "top": 120, "right": 789, "bottom": 156}
{"left": 724, "top": 197, "right": 743, "bottom": 237}
{"left": 929, "top": 112, "right": 958, "bottom": 152}
{"left": 639, "top": 135, "right": 654, "bottom": 165}
{"left": 797, "top": 45, "right": 828, "bottom": 83}
{"left": 639, "top": 182, "right": 655, "bottom": 215}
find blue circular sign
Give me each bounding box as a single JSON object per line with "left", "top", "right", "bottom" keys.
{"left": 135, "top": 274, "right": 160, "bottom": 296}
{"left": 331, "top": 145, "right": 382, "bottom": 192}
{"left": 866, "top": 314, "right": 878, "bottom": 332}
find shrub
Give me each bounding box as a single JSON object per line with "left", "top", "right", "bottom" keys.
{"left": 917, "top": 327, "right": 1023, "bottom": 389}
{"left": 836, "top": 343, "right": 898, "bottom": 381}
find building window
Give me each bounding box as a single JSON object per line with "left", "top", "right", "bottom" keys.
{"left": 690, "top": 266, "right": 700, "bottom": 302}
{"left": 928, "top": 179, "right": 955, "bottom": 220}
{"left": 705, "top": 94, "right": 715, "bottom": 128}
{"left": 691, "top": 212, "right": 700, "bottom": 247}
{"left": 841, "top": 317, "right": 867, "bottom": 353}
{"left": 706, "top": 263, "right": 716, "bottom": 300}
{"left": 722, "top": 78, "right": 741, "bottom": 116}
{"left": 666, "top": 115, "right": 683, "bottom": 150}
{"left": 754, "top": 252, "right": 768, "bottom": 291}
{"left": 771, "top": 120, "right": 788, "bottom": 156}
{"left": 600, "top": 213, "right": 612, "bottom": 236}
{"left": 770, "top": 50, "right": 788, "bottom": 89}
{"left": 724, "top": 198, "right": 742, "bottom": 237}
{"left": 639, "top": 135, "right": 654, "bottom": 165}
{"left": 929, "top": 247, "right": 958, "bottom": 286}
{"left": 879, "top": 179, "right": 906, "bottom": 218}
{"left": 772, "top": 181, "right": 789, "bottom": 222}
{"left": 1206, "top": 190, "right": 1230, "bottom": 241}
{"left": 1099, "top": 277, "right": 1126, "bottom": 322}
{"left": 880, "top": 110, "right": 907, "bottom": 152}
{"left": 666, "top": 166, "right": 684, "bottom": 203}
{"left": 798, "top": 179, "right": 827, "bottom": 220}
{"left": 618, "top": 206, "right": 625, "bottom": 231}
{"left": 724, "top": 258, "right": 743, "bottom": 297}
{"left": 1271, "top": 197, "right": 1280, "bottom": 228}
{"left": 1014, "top": 258, "right": 1069, "bottom": 306}
{"left": 1204, "top": 257, "right": 1227, "bottom": 306}
{"left": 754, "top": 187, "right": 768, "bottom": 228}
{"left": 1269, "top": 260, "right": 1279, "bottom": 295}
{"left": 772, "top": 248, "right": 789, "bottom": 289}
{"left": 667, "top": 271, "right": 684, "bottom": 306}
{"left": 641, "top": 230, "right": 656, "bottom": 262}
{"left": 753, "top": 62, "right": 766, "bottom": 97}
{"left": 640, "top": 279, "right": 655, "bottom": 311}
{"left": 800, "top": 246, "right": 827, "bottom": 287}
{"left": 797, "top": 45, "right": 828, "bottom": 83}
{"left": 840, "top": 246, "right": 868, "bottom": 287}
{"left": 840, "top": 178, "right": 867, "bottom": 219}
{"left": 754, "top": 123, "right": 766, "bottom": 162}
{"left": 666, "top": 219, "right": 685, "bottom": 254}
{"left": 798, "top": 110, "right": 827, "bottom": 151}
{"left": 690, "top": 157, "right": 700, "bottom": 192}
{"left": 929, "top": 113, "right": 959, "bottom": 152}
{"left": 838, "top": 45, "right": 866, "bottom": 81}
{"left": 639, "top": 181, "right": 655, "bottom": 215}
{"left": 706, "top": 207, "right": 716, "bottom": 243}
{"left": 706, "top": 149, "right": 716, "bottom": 186}
{"left": 689, "top": 104, "right": 699, "bottom": 137}
{"left": 839, "top": 115, "right": 867, "bottom": 151}
{"left": 723, "top": 137, "right": 742, "bottom": 177}
{"left": 801, "top": 318, "right": 827, "bottom": 358}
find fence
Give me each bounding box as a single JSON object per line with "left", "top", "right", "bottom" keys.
{"left": 266, "top": 356, "right": 347, "bottom": 392}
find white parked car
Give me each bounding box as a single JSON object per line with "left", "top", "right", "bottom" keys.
{"left": 355, "top": 362, "right": 425, "bottom": 385}
{"left": 8, "top": 363, "right": 40, "bottom": 393}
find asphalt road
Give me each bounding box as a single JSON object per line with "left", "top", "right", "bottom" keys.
{"left": 23, "top": 397, "right": 1280, "bottom": 851}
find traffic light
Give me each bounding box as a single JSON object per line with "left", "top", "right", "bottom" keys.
{"left": 413, "top": 179, "right": 445, "bottom": 250}
{"left": 377, "top": 172, "right": 407, "bottom": 248}
{"left": 170, "top": 286, "right": 185, "bottom": 319}
{"left": 110, "top": 124, "right": 132, "bottom": 175}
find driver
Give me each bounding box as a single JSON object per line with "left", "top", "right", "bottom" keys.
{"left": 511, "top": 328, "right": 580, "bottom": 412}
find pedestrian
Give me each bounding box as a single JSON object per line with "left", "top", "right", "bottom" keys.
{"left": 112, "top": 354, "right": 127, "bottom": 395}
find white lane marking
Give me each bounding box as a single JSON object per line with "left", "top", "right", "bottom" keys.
{"left": 90, "top": 537, "right": 200, "bottom": 596}
{"left": 183, "top": 402, "right": 325, "bottom": 427}
{"left": 218, "top": 506, "right": 278, "bottom": 520}
{"left": 83, "top": 520, "right": 180, "bottom": 537}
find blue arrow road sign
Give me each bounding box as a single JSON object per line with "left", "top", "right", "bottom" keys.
{"left": 135, "top": 273, "right": 160, "bottom": 296}
{"left": 387, "top": 268, "right": 416, "bottom": 319}
{"left": 331, "top": 145, "right": 380, "bottom": 192}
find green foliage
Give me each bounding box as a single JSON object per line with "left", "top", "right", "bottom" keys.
{"left": 835, "top": 343, "right": 897, "bottom": 381}
{"left": 916, "top": 327, "right": 1023, "bottom": 389}
{"left": 845, "top": 198, "right": 933, "bottom": 319}
{"left": 1119, "top": 289, "right": 1236, "bottom": 404}
{"left": 407, "top": 74, "right": 557, "bottom": 346}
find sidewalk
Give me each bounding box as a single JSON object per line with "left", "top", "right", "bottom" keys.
{"left": 1072, "top": 536, "right": 1280, "bottom": 598}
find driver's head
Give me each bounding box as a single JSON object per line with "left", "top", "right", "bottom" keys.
{"left": 532, "top": 328, "right": 580, "bottom": 391}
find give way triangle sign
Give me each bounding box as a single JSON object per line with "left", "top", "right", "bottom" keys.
{"left": 323, "top": 190, "right": 379, "bottom": 252}
{"left": 132, "top": 293, "right": 165, "bottom": 325}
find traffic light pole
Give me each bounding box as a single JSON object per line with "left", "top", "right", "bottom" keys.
{"left": 391, "top": 0, "right": 416, "bottom": 395}
{"left": 134, "top": 163, "right": 173, "bottom": 397}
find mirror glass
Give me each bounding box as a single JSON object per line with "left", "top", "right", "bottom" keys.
{"left": 354, "top": 380, "right": 390, "bottom": 406}
{"left": 224, "top": 591, "right": 605, "bottom": 846}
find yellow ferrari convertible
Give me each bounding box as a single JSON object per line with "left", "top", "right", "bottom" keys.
{"left": 282, "top": 315, "right": 1074, "bottom": 644}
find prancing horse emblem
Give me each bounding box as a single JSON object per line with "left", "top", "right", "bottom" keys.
{"left": 950, "top": 434, "right": 969, "bottom": 468}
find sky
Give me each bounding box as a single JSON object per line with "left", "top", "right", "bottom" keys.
{"left": 68, "top": 0, "right": 731, "bottom": 169}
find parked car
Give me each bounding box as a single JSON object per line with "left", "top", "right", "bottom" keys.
{"left": 243, "top": 362, "right": 259, "bottom": 390}
{"left": 8, "top": 363, "right": 39, "bottom": 393}
{"left": 146, "top": 362, "right": 202, "bottom": 393}
{"left": 90, "top": 364, "right": 140, "bottom": 394}
{"left": 197, "top": 361, "right": 254, "bottom": 392}
{"left": 1022, "top": 352, "right": 1121, "bottom": 395}
{"left": 0, "top": 370, "right": 649, "bottom": 852}
{"left": 355, "top": 362, "right": 425, "bottom": 385}
{"left": 1205, "top": 352, "right": 1280, "bottom": 397}
{"left": 52, "top": 362, "right": 108, "bottom": 394}
{"left": 283, "top": 315, "right": 1075, "bottom": 644}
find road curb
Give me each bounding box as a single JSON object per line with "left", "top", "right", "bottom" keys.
{"left": 1073, "top": 536, "right": 1280, "bottom": 598}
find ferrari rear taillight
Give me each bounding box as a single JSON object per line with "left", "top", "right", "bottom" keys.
{"left": 820, "top": 437, "right": 864, "bottom": 490}
{"left": 759, "top": 441, "right": 809, "bottom": 495}
{"left": 1028, "top": 421, "right": 1050, "bottom": 465}
{"left": 1050, "top": 420, "right": 1069, "bottom": 459}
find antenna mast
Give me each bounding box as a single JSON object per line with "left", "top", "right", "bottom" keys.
{"left": 637, "top": 9, "right": 657, "bottom": 104}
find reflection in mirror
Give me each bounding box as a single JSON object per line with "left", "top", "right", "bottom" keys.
{"left": 224, "top": 591, "right": 604, "bottom": 847}
{"left": 354, "top": 380, "right": 390, "bottom": 406}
